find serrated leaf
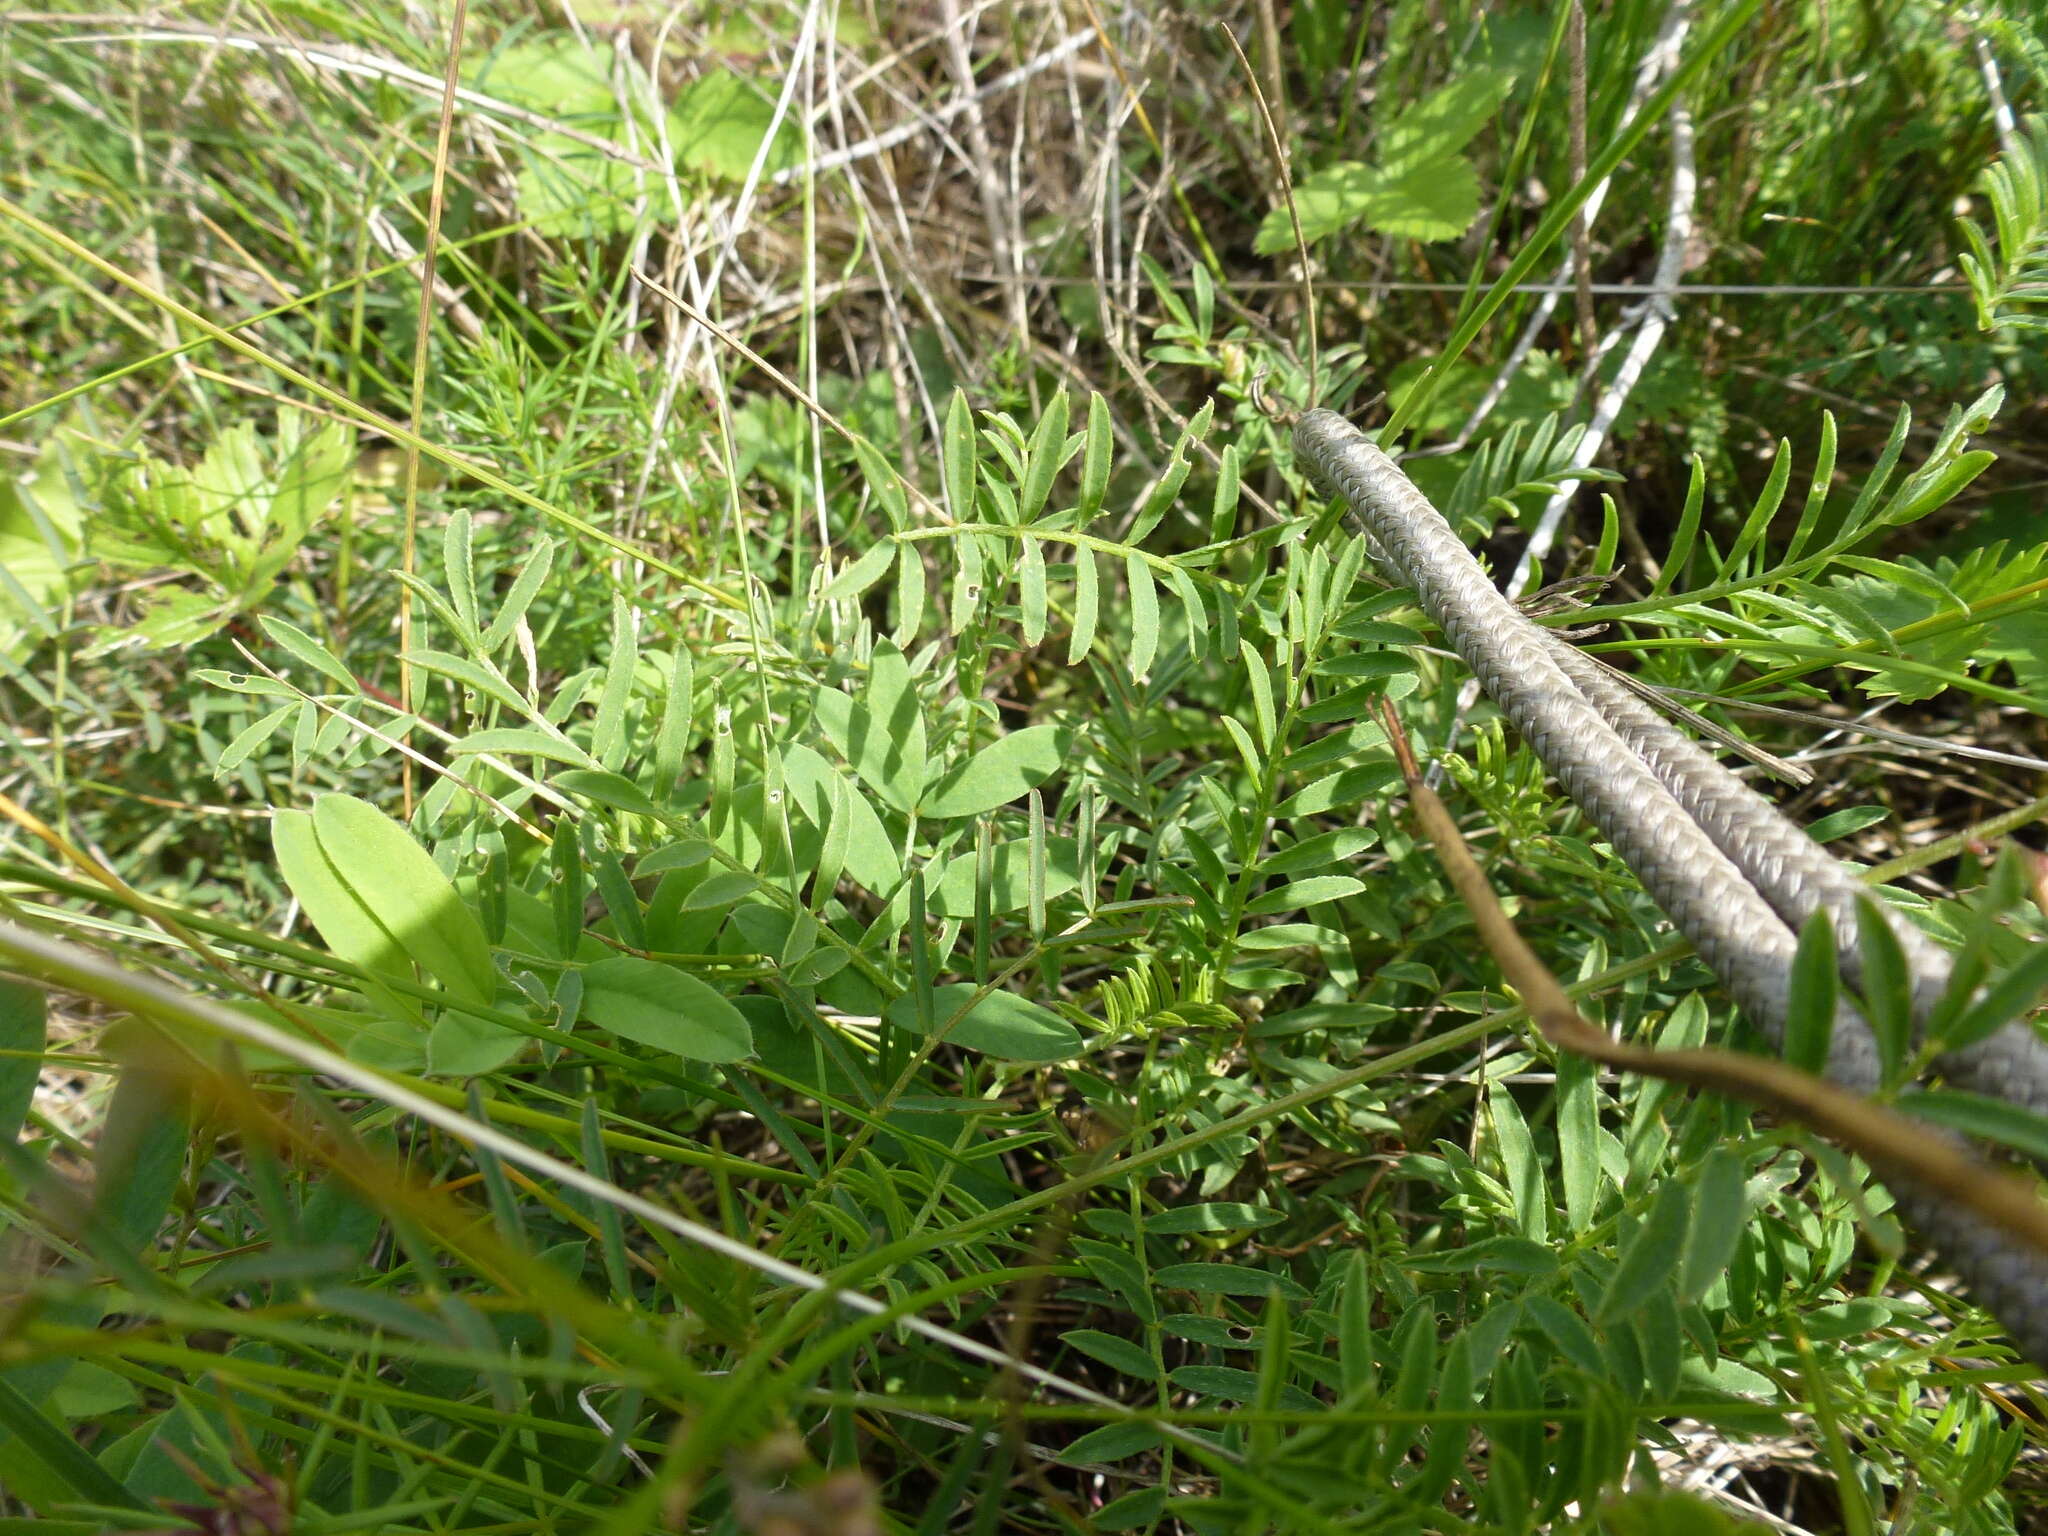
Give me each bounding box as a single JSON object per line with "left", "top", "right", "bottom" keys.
{"left": 580, "top": 955, "right": 752, "bottom": 1062}
{"left": 1377, "top": 66, "right": 1515, "bottom": 173}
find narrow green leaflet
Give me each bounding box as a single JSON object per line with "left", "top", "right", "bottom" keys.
{"left": 820, "top": 538, "right": 897, "bottom": 603}
{"left": 1678, "top": 1148, "right": 1746, "bottom": 1303}
{"left": 1126, "top": 555, "right": 1159, "bottom": 681}
{"left": 1068, "top": 549, "right": 1099, "bottom": 664}
{"left": 580, "top": 955, "right": 753, "bottom": 1063}
{"left": 555, "top": 769, "right": 661, "bottom": 817}
{"left": 447, "top": 727, "right": 600, "bottom": 770}
{"left": 1488, "top": 1081, "right": 1547, "bottom": 1246}
{"left": 480, "top": 537, "right": 556, "bottom": 652}
{"left": 858, "top": 641, "right": 928, "bottom": 811}
{"left": 1783, "top": 909, "right": 1838, "bottom": 1075}
{"left": 1598, "top": 1180, "right": 1692, "bottom": 1323}
{"left": 1076, "top": 393, "right": 1112, "bottom": 524}
{"left": 442, "top": 508, "right": 478, "bottom": 640}
{"left": 259, "top": 615, "right": 358, "bottom": 692}
{"left": 591, "top": 595, "right": 637, "bottom": 771}
{"left": 1019, "top": 389, "right": 1070, "bottom": 525}
{"left": 943, "top": 390, "right": 977, "bottom": 523}
{"left": 1017, "top": 536, "right": 1048, "bottom": 648}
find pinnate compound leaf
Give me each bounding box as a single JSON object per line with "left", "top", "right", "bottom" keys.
{"left": 580, "top": 954, "right": 753, "bottom": 1062}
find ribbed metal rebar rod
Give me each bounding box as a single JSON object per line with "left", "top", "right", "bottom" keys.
{"left": 1294, "top": 407, "right": 2048, "bottom": 1364}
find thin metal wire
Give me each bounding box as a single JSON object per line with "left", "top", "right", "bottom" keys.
{"left": 1294, "top": 405, "right": 2048, "bottom": 1366}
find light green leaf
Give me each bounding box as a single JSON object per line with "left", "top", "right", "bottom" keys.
{"left": 854, "top": 641, "right": 928, "bottom": 812}
{"left": 820, "top": 538, "right": 897, "bottom": 603}
{"left": 1152, "top": 1263, "right": 1309, "bottom": 1299}
{"left": 921, "top": 725, "right": 1069, "bottom": 818}
{"left": 1377, "top": 67, "right": 1515, "bottom": 174}
{"left": 271, "top": 810, "right": 428, "bottom": 1029}
{"left": 1256, "top": 827, "right": 1377, "bottom": 877}
{"left": 310, "top": 794, "right": 497, "bottom": 1009}
{"left": 781, "top": 742, "right": 900, "bottom": 894}
{"left": 591, "top": 595, "right": 637, "bottom": 771}
{"left": 1068, "top": 549, "right": 1099, "bottom": 664}
{"left": 886, "top": 982, "right": 1083, "bottom": 1062}
{"left": 447, "top": 727, "right": 600, "bottom": 770}
{"left": 580, "top": 955, "right": 753, "bottom": 1062}
{"left": 930, "top": 835, "right": 1080, "bottom": 916}
{"left": 554, "top": 769, "right": 661, "bottom": 817}
{"left": 671, "top": 68, "right": 799, "bottom": 182}
{"left": 1017, "top": 536, "right": 1048, "bottom": 648}
{"left": 1678, "top": 1148, "right": 1746, "bottom": 1302}
{"left": 1244, "top": 876, "right": 1366, "bottom": 916}
{"left": 1599, "top": 1179, "right": 1692, "bottom": 1322}
{"left": 1126, "top": 555, "right": 1158, "bottom": 681}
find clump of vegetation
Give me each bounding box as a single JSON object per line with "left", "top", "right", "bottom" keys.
{"left": 2, "top": 2, "right": 2047, "bottom": 1532}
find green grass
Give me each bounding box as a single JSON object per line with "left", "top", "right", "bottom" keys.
{"left": 3, "top": 1, "right": 2048, "bottom": 1532}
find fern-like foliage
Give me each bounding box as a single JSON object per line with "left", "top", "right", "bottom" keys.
{"left": 1958, "top": 115, "right": 2048, "bottom": 334}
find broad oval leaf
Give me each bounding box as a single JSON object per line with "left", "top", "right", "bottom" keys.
{"left": 921, "top": 725, "right": 1070, "bottom": 819}
{"left": 885, "top": 982, "right": 1083, "bottom": 1062}
{"left": 309, "top": 794, "right": 496, "bottom": 1009}
{"left": 580, "top": 955, "right": 753, "bottom": 1063}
